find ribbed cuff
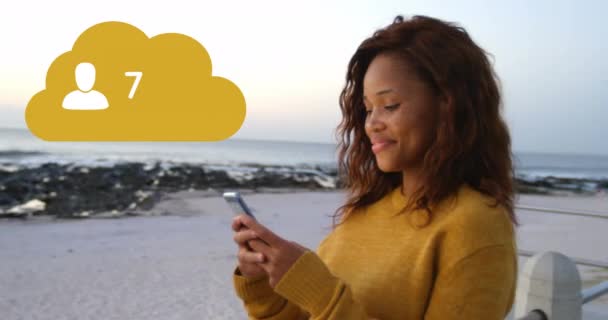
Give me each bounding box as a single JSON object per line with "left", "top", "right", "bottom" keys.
{"left": 232, "top": 266, "right": 274, "bottom": 302}
{"left": 273, "top": 250, "right": 340, "bottom": 317}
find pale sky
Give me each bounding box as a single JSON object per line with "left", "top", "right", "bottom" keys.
{"left": 1, "top": 0, "right": 606, "bottom": 154}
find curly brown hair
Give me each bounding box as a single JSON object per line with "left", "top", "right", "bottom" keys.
{"left": 333, "top": 15, "right": 517, "bottom": 227}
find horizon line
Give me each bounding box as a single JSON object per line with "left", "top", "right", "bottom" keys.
{"left": 1, "top": 127, "right": 607, "bottom": 157}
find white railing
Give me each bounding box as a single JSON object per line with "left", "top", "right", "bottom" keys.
{"left": 516, "top": 310, "right": 547, "bottom": 320}
{"left": 514, "top": 205, "right": 608, "bottom": 320}
{"left": 514, "top": 251, "right": 608, "bottom": 320}
{"left": 518, "top": 249, "right": 608, "bottom": 269}
{"left": 516, "top": 205, "right": 608, "bottom": 220}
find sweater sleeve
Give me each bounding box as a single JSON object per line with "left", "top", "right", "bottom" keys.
{"left": 272, "top": 250, "right": 373, "bottom": 320}
{"left": 423, "top": 244, "right": 517, "bottom": 320}
{"left": 233, "top": 234, "right": 338, "bottom": 320}
{"left": 233, "top": 267, "right": 309, "bottom": 319}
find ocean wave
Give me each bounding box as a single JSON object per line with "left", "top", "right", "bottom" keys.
{"left": 0, "top": 150, "right": 48, "bottom": 158}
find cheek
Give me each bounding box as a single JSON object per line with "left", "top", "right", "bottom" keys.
{"left": 393, "top": 111, "right": 435, "bottom": 154}
{"left": 392, "top": 111, "right": 419, "bottom": 142}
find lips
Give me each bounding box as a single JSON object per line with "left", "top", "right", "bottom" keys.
{"left": 371, "top": 139, "right": 396, "bottom": 154}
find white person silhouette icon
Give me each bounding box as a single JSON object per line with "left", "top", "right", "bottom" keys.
{"left": 62, "top": 62, "right": 109, "bottom": 110}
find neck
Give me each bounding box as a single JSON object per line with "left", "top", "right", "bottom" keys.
{"left": 401, "top": 167, "right": 423, "bottom": 197}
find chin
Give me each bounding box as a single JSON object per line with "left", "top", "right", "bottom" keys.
{"left": 375, "top": 158, "right": 402, "bottom": 173}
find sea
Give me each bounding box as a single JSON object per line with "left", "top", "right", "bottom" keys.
{"left": 1, "top": 128, "right": 607, "bottom": 180}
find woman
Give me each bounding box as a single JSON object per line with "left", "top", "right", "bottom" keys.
{"left": 231, "top": 15, "right": 518, "bottom": 319}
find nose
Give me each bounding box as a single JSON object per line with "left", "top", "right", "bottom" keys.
{"left": 365, "top": 108, "right": 386, "bottom": 134}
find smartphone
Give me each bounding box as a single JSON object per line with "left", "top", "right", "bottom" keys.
{"left": 223, "top": 191, "right": 256, "bottom": 219}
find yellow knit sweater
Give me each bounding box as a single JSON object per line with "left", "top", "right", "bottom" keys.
{"left": 233, "top": 184, "right": 517, "bottom": 319}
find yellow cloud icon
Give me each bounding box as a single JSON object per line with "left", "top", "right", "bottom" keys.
{"left": 26, "top": 21, "right": 246, "bottom": 141}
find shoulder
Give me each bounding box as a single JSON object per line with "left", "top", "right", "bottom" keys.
{"left": 436, "top": 184, "right": 516, "bottom": 256}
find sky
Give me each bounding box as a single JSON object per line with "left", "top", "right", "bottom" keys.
{"left": 0, "top": 0, "right": 606, "bottom": 154}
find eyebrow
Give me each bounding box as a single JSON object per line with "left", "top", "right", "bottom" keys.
{"left": 363, "top": 89, "right": 394, "bottom": 101}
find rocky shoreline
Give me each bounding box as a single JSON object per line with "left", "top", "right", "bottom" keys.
{"left": 0, "top": 162, "right": 338, "bottom": 219}
{"left": 0, "top": 162, "right": 606, "bottom": 219}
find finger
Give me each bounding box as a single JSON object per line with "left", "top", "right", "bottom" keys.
{"left": 238, "top": 214, "right": 283, "bottom": 247}
{"left": 232, "top": 216, "right": 248, "bottom": 232}
{"left": 238, "top": 247, "right": 266, "bottom": 264}
{"left": 231, "top": 217, "right": 240, "bottom": 231}
{"left": 248, "top": 238, "right": 273, "bottom": 258}
{"left": 233, "top": 229, "right": 258, "bottom": 246}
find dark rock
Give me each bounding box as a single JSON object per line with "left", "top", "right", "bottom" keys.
{"left": 0, "top": 161, "right": 342, "bottom": 219}
{"left": 206, "top": 170, "right": 239, "bottom": 188}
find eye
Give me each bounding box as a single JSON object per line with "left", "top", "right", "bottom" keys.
{"left": 384, "top": 103, "right": 400, "bottom": 110}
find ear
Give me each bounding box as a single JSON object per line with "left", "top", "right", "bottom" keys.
{"left": 438, "top": 90, "right": 453, "bottom": 110}
{"left": 432, "top": 90, "right": 452, "bottom": 131}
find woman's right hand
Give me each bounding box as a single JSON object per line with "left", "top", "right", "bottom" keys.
{"left": 232, "top": 215, "right": 267, "bottom": 279}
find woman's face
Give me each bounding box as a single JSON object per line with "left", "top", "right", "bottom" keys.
{"left": 363, "top": 53, "right": 441, "bottom": 173}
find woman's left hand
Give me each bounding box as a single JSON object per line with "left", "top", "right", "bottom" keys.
{"left": 235, "top": 214, "right": 309, "bottom": 288}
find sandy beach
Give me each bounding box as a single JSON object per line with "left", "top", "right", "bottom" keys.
{"left": 1, "top": 190, "right": 607, "bottom": 319}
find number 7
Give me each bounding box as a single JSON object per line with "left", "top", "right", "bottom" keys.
{"left": 125, "top": 71, "right": 143, "bottom": 99}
